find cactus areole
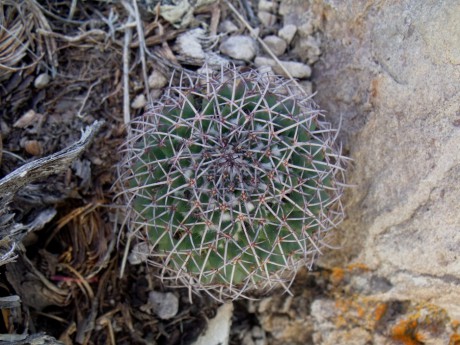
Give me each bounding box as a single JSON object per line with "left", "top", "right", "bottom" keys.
{"left": 118, "top": 67, "right": 345, "bottom": 299}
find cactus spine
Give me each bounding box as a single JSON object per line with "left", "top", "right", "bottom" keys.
{"left": 117, "top": 67, "right": 346, "bottom": 299}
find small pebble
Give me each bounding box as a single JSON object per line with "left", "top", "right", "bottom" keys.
{"left": 263, "top": 35, "right": 287, "bottom": 56}
{"left": 149, "top": 89, "right": 163, "bottom": 100}
{"left": 254, "top": 57, "right": 311, "bottom": 79}
{"left": 128, "top": 242, "right": 150, "bottom": 265}
{"left": 274, "top": 61, "right": 311, "bottom": 79}
{"left": 149, "top": 291, "right": 179, "bottom": 320}
{"left": 278, "top": 24, "right": 297, "bottom": 44}
{"left": 254, "top": 56, "right": 276, "bottom": 68}
{"left": 131, "top": 94, "right": 146, "bottom": 109}
{"left": 14, "top": 110, "right": 39, "bottom": 128}
{"left": 294, "top": 36, "right": 321, "bottom": 63}
{"left": 258, "top": 11, "right": 277, "bottom": 27}
{"left": 297, "top": 21, "right": 314, "bottom": 37}
{"left": 220, "top": 35, "right": 257, "bottom": 61}
{"left": 258, "top": 0, "right": 277, "bottom": 12}
{"left": 175, "top": 28, "right": 206, "bottom": 60}
{"left": 148, "top": 70, "right": 168, "bottom": 89}
{"left": 219, "top": 19, "right": 238, "bottom": 33}
{"left": 34, "top": 73, "right": 50, "bottom": 89}
{"left": 24, "top": 140, "right": 43, "bottom": 156}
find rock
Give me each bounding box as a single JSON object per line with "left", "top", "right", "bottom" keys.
{"left": 254, "top": 57, "right": 311, "bottom": 79}
{"left": 219, "top": 20, "right": 238, "bottom": 34}
{"left": 293, "top": 35, "right": 322, "bottom": 63}
{"left": 192, "top": 303, "right": 233, "bottom": 345}
{"left": 131, "top": 94, "right": 146, "bottom": 109}
{"left": 242, "top": 326, "right": 267, "bottom": 345}
{"left": 278, "top": 24, "right": 297, "bottom": 44}
{"left": 297, "top": 21, "right": 315, "bottom": 37}
{"left": 298, "top": 80, "right": 313, "bottom": 96}
{"left": 279, "top": 0, "right": 317, "bottom": 29}
{"left": 158, "top": 0, "right": 217, "bottom": 28}
{"left": 311, "top": 0, "right": 460, "bottom": 322}
{"left": 219, "top": 36, "right": 257, "bottom": 61}
{"left": 262, "top": 35, "right": 287, "bottom": 56}
{"left": 258, "top": 11, "right": 277, "bottom": 27}
{"left": 24, "top": 140, "right": 43, "bottom": 156}
{"left": 148, "top": 291, "right": 179, "bottom": 320}
{"left": 13, "top": 110, "right": 42, "bottom": 129}
{"left": 148, "top": 70, "right": 168, "bottom": 89}
{"left": 128, "top": 242, "right": 150, "bottom": 265}
{"left": 34, "top": 73, "right": 50, "bottom": 89}
{"left": 175, "top": 28, "right": 207, "bottom": 60}
{"left": 258, "top": 0, "right": 277, "bottom": 12}
{"left": 257, "top": 65, "right": 276, "bottom": 84}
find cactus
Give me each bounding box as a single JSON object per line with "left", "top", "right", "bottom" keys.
{"left": 117, "top": 66, "right": 346, "bottom": 299}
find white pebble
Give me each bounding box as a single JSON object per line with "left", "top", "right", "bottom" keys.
{"left": 149, "top": 291, "right": 179, "bottom": 320}
{"left": 263, "top": 35, "right": 287, "bottom": 56}
{"left": 128, "top": 242, "right": 150, "bottom": 265}
{"left": 219, "top": 35, "right": 257, "bottom": 61}
{"left": 131, "top": 94, "right": 146, "bottom": 109}
{"left": 258, "top": 11, "right": 277, "bottom": 27}
{"left": 148, "top": 70, "right": 168, "bottom": 89}
{"left": 219, "top": 20, "right": 238, "bottom": 34}
{"left": 278, "top": 24, "right": 297, "bottom": 44}
{"left": 34, "top": 73, "right": 50, "bottom": 89}
{"left": 254, "top": 57, "right": 311, "bottom": 79}
{"left": 258, "top": 0, "right": 277, "bottom": 12}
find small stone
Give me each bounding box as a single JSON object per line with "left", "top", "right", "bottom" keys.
{"left": 219, "top": 20, "right": 238, "bottom": 34}
{"left": 175, "top": 28, "right": 206, "bottom": 60}
{"left": 294, "top": 35, "right": 321, "bottom": 63}
{"left": 192, "top": 303, "right": 233, "bottom": 345}
{"left": 299, "top": 80, "right": 313, "bottom": 95}
{"left": 149, "top": 89, "right": 163, "bottom": 101}
{"left": 254, "top": 56, "right": 276, "bottom": 68}
{"left": 258, "top": 0, "right": 277, "bottom": 12}
{"left": 14, "top": 110, "right": 45, "bottom": 134}
{"left": 254, "top": 57, "right": 311, "bottom": 79}
{"left": 258, "top": 11, "right": 277, "bottom": 27}
{"left": 34, "top": 73, "right": 50, "bottom": 89}
{"left": 149, "top": 291, "right": 179, "bottom": 320}
{"left": 262, "top": 35, "right": 287, "bottom": 56}
{"left": 148, "top": 70, "right": 168, "bottom": 89}
{"left": 219, "top": 35, "right": 257, "bottom": 61}
{"left": 275, "top": 61, "right": 311, "bottom": 79}
{"left": 24, "top": 140, "right": 43, "bottom": 156}
{"left": 128, "top": 243, "right": 150, "bottom": 265}
{"left": 13, "top": 110, "right": 40, "bottom": 128}
{"left": 278, "top": 24, "right": 297, "bottom": 44}
{"left": 0, "top": 119, "right": 10, "bottom": 137}
{"left": 297, "top": 21, "right": 314, "bottom": 37}
{"left": 257, "top": 65, "right": 275, "bottom": 83}
{"left": 131, "top": 94, "right": 146, "bottom": 109}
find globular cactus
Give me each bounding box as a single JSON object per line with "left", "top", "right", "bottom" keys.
{"left": 117, "top": 66, "right": 346, "bottom": 300}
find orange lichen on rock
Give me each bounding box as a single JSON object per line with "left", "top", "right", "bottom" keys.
{"left": 451, "top": 320, "right": 460, "bottom": 331}
{"left": 329, "top": 263, "right": 369, "bottom": 286}
{"left": 330, "top": 267, "right": 345, "bottom": 285}
{"left": 449, "top": 333, "right": 460, "bottom": 345}
{"left": 391, "top": 319, "right": 424, "bottom": 345}
{"left": 334, "top": 297, "right": 389, "bottom": 332}
{"left": 374, "top": 302, "right": 388, "bottom": 322}
{"left": 347, "top": 263, "right": 370, "bottom": 272}
{"left": 391, "top": 304, "right": 449, "bottom": 345}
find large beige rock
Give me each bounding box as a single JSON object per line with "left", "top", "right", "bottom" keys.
{"left": 312, "top": 0, "right": 460, "bottom": 318}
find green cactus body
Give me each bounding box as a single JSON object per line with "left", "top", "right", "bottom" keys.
{"left": 118, "top": 67, "right": 345, "bottom": 299}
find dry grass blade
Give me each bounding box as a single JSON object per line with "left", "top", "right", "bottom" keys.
{"left": 0, "top": 0, "right": 56, "bottom": 82}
